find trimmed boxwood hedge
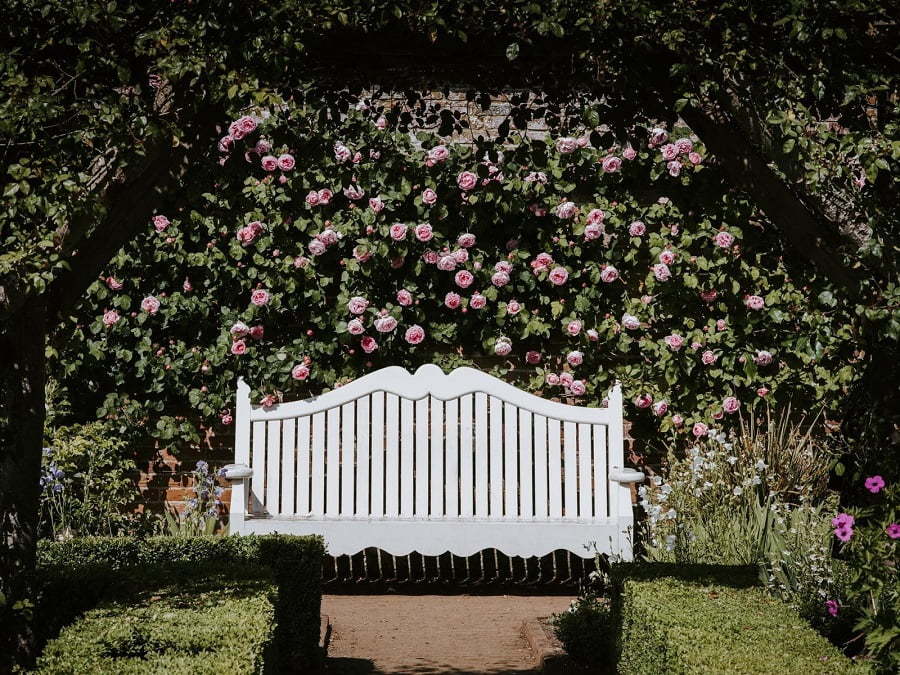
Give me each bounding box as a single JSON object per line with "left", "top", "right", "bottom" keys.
{"left": 35, "top": 576, "right": 274, "bottom": 674}
{"left": 34, "top": 535, "right": 325, "bottom": 672}
{"left": 612, "top": 564, "right": 859, "bottom": 674}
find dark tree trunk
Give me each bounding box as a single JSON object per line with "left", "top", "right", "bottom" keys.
{"left": 0, "top": 301, "right": 47, "bottom": 668}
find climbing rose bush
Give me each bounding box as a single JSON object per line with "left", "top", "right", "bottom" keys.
{"left": 57, "top": 97, "right": 862, "bottom": 443}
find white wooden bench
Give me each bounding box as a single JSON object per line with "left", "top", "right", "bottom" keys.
{"left": 225, "top": 365, "right": 643, "bottom": 560}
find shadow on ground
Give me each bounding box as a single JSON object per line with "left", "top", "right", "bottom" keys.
{"left": 325, "top": 659, "right": 543, "bottom": 675}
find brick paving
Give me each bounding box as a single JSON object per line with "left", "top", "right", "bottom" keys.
{"left": 322, "top": 593, "right": 574, "bottom": 674}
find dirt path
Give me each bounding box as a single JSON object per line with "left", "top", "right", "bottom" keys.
{"left": 322, "top": 593, "right": 574, "bottom": 674}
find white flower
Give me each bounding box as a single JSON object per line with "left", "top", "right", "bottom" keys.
{"left": 726, "top": 456, "right": 738, "bottom": 465}
{"left": 651, "top": 475, "right": 663, "bottom": 486}
{"left": 751, "top": 476, "right": 762, "bottom": 486}
{"left": 732, "top": 486, "right": 743, "bottom": 496}
{"left": 664, "top": 535, "right": 677, "bottom": 551}
{"left": 755, "top": 460, "right": 767, "bottom": 471}
{"left": 664, "top": 508, "right": 677, "bottom": 520}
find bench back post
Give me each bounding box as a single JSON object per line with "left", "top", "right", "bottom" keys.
{"left": 230, "top": 376, "right": 252, "bottom": 533}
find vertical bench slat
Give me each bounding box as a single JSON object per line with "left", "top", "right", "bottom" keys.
{"left": 445, "top": 398, "right": 459, "bottom": 518}
{"left": 460, "top": 394, "right": 474, "bottom": 517}
{"left": 593, "top": 424, "right": 608, "bottom": 519}
{"left": 578, "top": 423, "right": 592, "bottom": 518}
{"left": 415, "top": 397, "right": 429, "bottom": 516}
{"left": 355, "top": 396, "right": 370, "bottom": 517}
{"left": 311, "top": 412, "right": 325, "bottom": 515}
{"left": 547, "top": 418, "right": 562, "bottom": 518}
{"left": 341, "top": 402, "right": 355, "bottom": 516}
{"left": 297, "top": 416, "right": 311, "bottom": 515}
{"left": 326, "top": 407, "right": 340, "bottom": 516}
{"left": 385, "top": 394, "right": 400, "bottom": 517}
{"left": 519, "top": 409, "right": 533, "bottom": 519}
{"left": 281, "top": 419, "right": 296, "bottom": 515}
{"left": 504, "top": 401, "right": 518, "bottom": 518}
{"left": 474, "top": 393, "right": 489, "bottom": 517}
{"left": 533, "top": 414, "right": 548, "bottom": 519}
{"left": 488, "top": 395, "right": 503, "bottom": 517}
{"left": 251, "top": 421, "right": 266, "bottom": 514}
{"left": 266, "top": 420, "right": 281, "bottom": 514}
{"left": 430, "top": 397, "right": 444, "bottom": 517}
{"left": 400, "top": 397, "right": 414, "bottom": 517}
{"left": 563, "top": 421, "right": 577, "bottom": 517}
{"left": 370, "top": 393, "right": 384, "bottom": 517}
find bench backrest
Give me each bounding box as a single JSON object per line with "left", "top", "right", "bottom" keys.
{"left": 229, "top": 365, "right": 634, "bottom": 558}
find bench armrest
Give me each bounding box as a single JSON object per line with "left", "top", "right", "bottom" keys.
{"left": 609, "top": 467, "right": 645, "bottom": 484}
{"left": 222, "top": 463, "right": 253, "bottom": 481}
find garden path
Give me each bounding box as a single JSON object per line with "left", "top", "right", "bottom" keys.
{"left": 322, "top": 593, "right": 574, "bottom": 674}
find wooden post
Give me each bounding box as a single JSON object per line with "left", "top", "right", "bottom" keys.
{"left": 230, "top": 377, "right": 251, "bottom": 533}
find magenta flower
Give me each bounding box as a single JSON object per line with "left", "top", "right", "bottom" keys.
{"left": 825, "top": 600, "right": 839, "bottom": 617}
{"left": 864, "top": 475, "right": 885, "bottom": 494}
{"left": 404, "top": 325, "right": 425, "bottom": 345}
{"left": 886, "top": 523, "right": 900, "bottom": 539}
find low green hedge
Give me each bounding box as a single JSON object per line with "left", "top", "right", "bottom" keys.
{"left": 35, "top": 576, "right": 274, "bottom": 674}
{"left": 614, "top": 564, "right": 858, "bottom": 674}
{"left": 35, "top": 535, "right": 325, "bottom": 672}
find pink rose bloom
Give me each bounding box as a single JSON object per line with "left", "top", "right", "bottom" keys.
{"left": 587, "top": 329, "right": 599, "bottom": 341}
{"left": 667, "top": 161, "right": 682, "bottom": 177}
{"left": 261, "top": 155, "right": 278, "bottom": 172}
{"left": 659, "top": 250, "right": 676, "bottom": 265}
{"left": 236, "top": 226, "right": 257, "bottom": 245}
{"left": 152, "top": 215, "right": 170, "bottom": 232}
{"left": 745, "top": 295, "right": 765, "bottom": 311}
{"left": 254, "top": 139, "right": 271, "bottom": 154}
{"left": 652, "top": 264, "right": 672, "bottom": 281}
{"left": 634, "top": 394, "right": 653, "bottom": 409}
{"left": 422, "top": 250, "right": 439, "bottom": 264}
{"left": 622, "top": 314, "right": 640, "bottom": 330}
{"left": 183, "top": 278, "right": 193, "bottom": 292}
{"left": 566, "top": 320, "right": 582, "bottom": 336}
{"left": 628, "top": 221, "right": 646, "bottom": 237}
{"left": 546, "top": 373, "right": 560, "bottom": 386}
{"left": 369, "top": 196, "right": 384, "bottom": 212}
{"left": 548, "top": 266, "right": 569, "bottom": 286}
{"left": 692, "top": 422, "right": 708, "bottom": 437}
{"left": 230, "top": 339, "right": 247, "bottom": 355}
{"left": 567, "top": 350, "right": 583, "bottom": 366}
{"left": 397, "top": 289, "right": 413, "bottom": 306}
{"left": 714, "top": 231, "right": 735, "bottom": 248}
{"left": 688, "top": 152, "right": 702, "bottom": 165}
{"left": 250, "top": 289, "right": 270, "bottom": 306}
{"left": 584, "top": 223, "right": 603, "bottom": 241}
{"left": 701, "top": 350, "right": 718, "bottom": 365}
{"left": 506, "top": 300, "right": 522, "bottom": 315}
{"left": 661, "top": 144, "right": 679, "bottom": 160}
{"left": 723, "top": 396, "right": 741, "bottom": 414}
{"left": 716, "top": 319, "right": 728, "bottom": 331}
{"left": 353, "top": 246, "right": 372, "bottom": 262}
{"left": 361, "top": 336, "right": 379, "bottom": 354}
{"left": 526, "top": 351, "right": 542, "bottom": 365}
{"left": 437, "top": 255, "right": 457, "bottom": 272}
{"left": 422, "top": 188, "right": 437, "bottom": 205}
{"left": 102, "top": 310, "right": 120, "bottom": 326}
{"left": 141, "top": 296, "right": 160, "bottom": 314}
{"left": 559, "top": 372, "right": 574, "bottom": 387}
{"left": 347, "top": 318, "right": 365, "bottom": 335}
{"left": 529, "top": 204, "right": 548, "bottom": 217}
{"left": 291, "top": 363, "right": 310, "bottom": 380}
{"left": 457, "top": 171, "right": 477, "bottom": 191}
{"left": 237, "top": 115, "right": 257, "bottom": 134}
{"left": 649, "top": 128, "right": 668, "bottom": 146}
{"left": 404, "top": 324, "right": 425, "bottom": 345}
{"left": 457, "top": 233, "right": 476, "bottom": 248}
{"left": 531, "top": 252, "right": 554, "bottom": 272}
{"left": 494, "top": 339, "right": 512, "bottom": 356}
{"left": 664, "top": 334, "right": 684, "bottom": 351}
{"left": 602, "top": 156, "right": 622, "bottom": 173}
{"left": 691, "top": 342, "right": 702, "bottom": 351}
{"left": 491, "top": 271, "right": 510, "bottom": 287}
{"left": 623, "top": 146, "right": 637, "bottom": 160}
{"left": 318, "top": 230, "right": 339, "bottom": 245}
{"left": 757, "top": 387, "right": 770, "bottom": 397}
{"left": 675, "top": 138, "right": 693, "bottom": 154}
{"left": 886, "top": 523, "right": 900, "bottom": 539}
{"left": 277, "top": 154, "right": 295, "bottom": 171}
{"left": 864, "top": 475, "right": 885, "bottom": 494}
{"left": 470, "top": 293, "right": 487, "bottom": 309}
{"left": 652, "top": 401, "right": 668, "bottom": 416}
{"left": 449, "top": 271, "right": 474, "bottom": 291}
{"left": 494, "top": 260, "right": 512, "bottom": 274}
{"left": 555, "top": 201, "right": 577, "bottom": 219}
{"left": 414, "top": 224, "right": 433, "bottom": 242}
{"left": 348, "top": 296, "right": 369, "bottom": 315}
{"left": 700, "top": 289, "right": 718, "bottom": 303}
{"left": 230, "top": 321, "right": 249, "bottom": 338}
{"left": 305, "top": 191, "right": 320, "bottom": 206}
{"left": 218, "top": 136, "right": 234, "bottom": 153}
{"left": 445, "top": 292, "right": 461, "bottom": 309}
{"left": 428, "top": 145, "right": 449, "bottom": 163}
{"left": 343, "top": 184, "right": 365, "bottom": 201}
{"left": 317, "top": 188, "right": 333, "bottom": 204}
{"left": 754, "top": 350, "right": 773, "bottom": 366}
{"left": 334, "top": 143, "right": 351, "bottom": 163}
{"left": 374, "top": 315, "right": 397, "bottom": 333}
{"left": 600, "top": 266, "right": 619, "bottom": 283}
{"left": 569, "top": 380, "right": 586, "bottom": 396}
{"left": 221, "top": 412, "right": 233, "bottom": 425}
{"left": 106, "top": 276, "right": 123, "bottom": 291}
{"left": 555, "top": 137, "right": 579, "bottom": 154}
{"left": 586, "top": 209, "right": 605, "bottom": 225}
{"left": 308, "top": 239, "right": 326, "bottom": 256}
{"left": 375, "top": 116, "right": 388, "bottom": 130}
{"left": 453, "top": 248, "right": 468, "bottom": 263}
{"left": 389, "top": 223, "right": 408, "bottom": 240}
{"left": 672, "top": 414, "right": 684, "bottom": 426}
{"left": 242, "top": 324, "right": 261, "bottom": 340}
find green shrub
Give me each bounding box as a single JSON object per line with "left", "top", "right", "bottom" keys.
{"left": 614, "top": 565, "right": 860, "bottom": 674}
{"left": 35, "top": 576, "right": 273, "bottom": 674}
{"left": 550, "top": 596, "right": 616, "bottom": 668}
{"left": 34, "top": 535, "right": 325, "bottom": 672}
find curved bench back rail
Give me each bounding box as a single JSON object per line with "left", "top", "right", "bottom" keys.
{"left": 229, "top": 364, "right": 635, "bottom": 559}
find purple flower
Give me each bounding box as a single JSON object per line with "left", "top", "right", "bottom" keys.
{"left": 886, "top": 523, "right": 900, "bottom": 539}
{"left": 825, "top": 600, "right": 839, "bottom": 617}
{"left": 864, "top": 475, "right": 885, "bottom": 493}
